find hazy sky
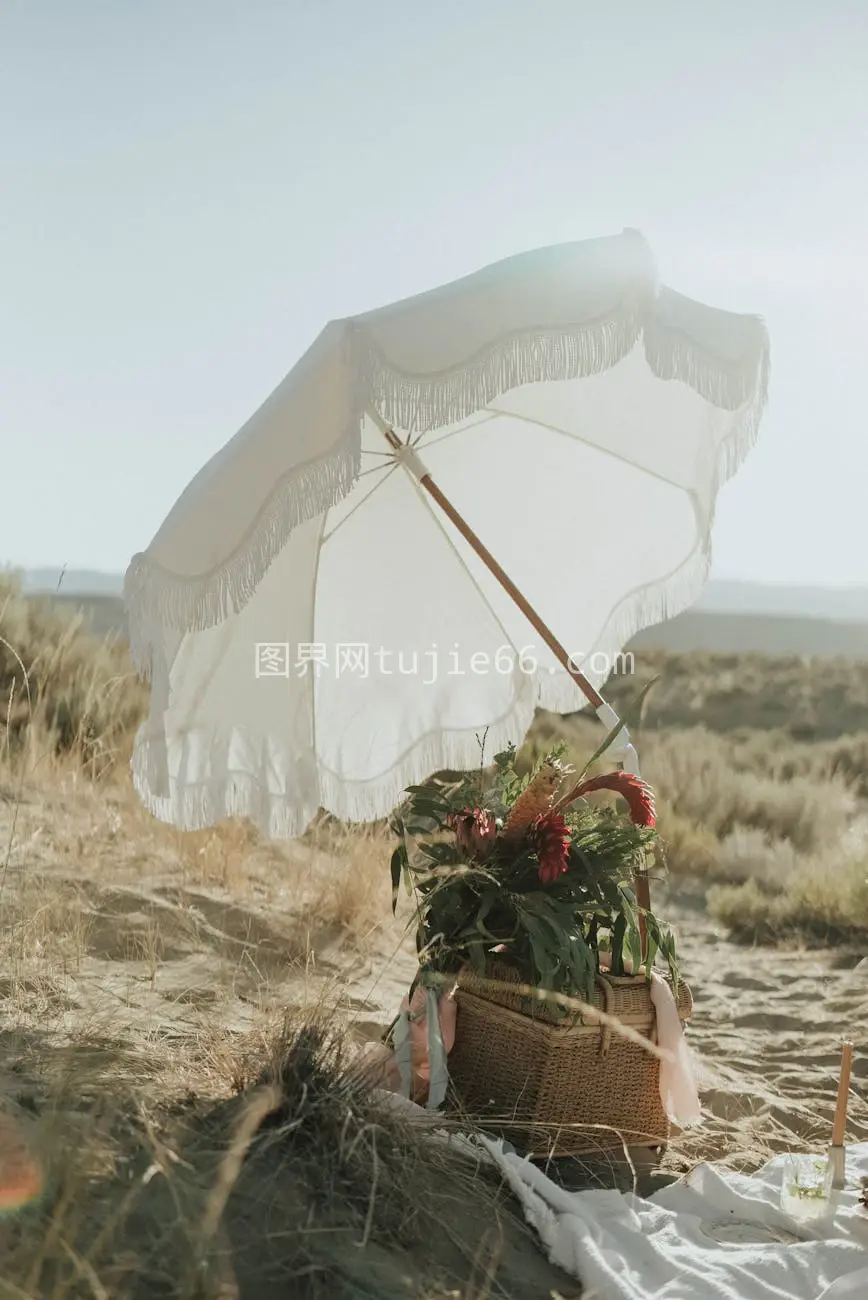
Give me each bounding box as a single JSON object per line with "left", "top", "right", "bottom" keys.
{"left": 2, "top": 1, "right": 866, "bottom": 585}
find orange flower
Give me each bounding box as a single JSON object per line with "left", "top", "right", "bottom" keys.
{"left": 557, "top": 772, "right": 656, "bottom": 827}
{"left": 531, "top": 810, "right": 571, "bottom": 884}
{"left": 446, "top": 808, "right": 497, "bottom": 860}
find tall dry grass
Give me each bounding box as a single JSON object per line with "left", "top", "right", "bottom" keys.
{"left": 4, "top": 570, "right": 868, "bottom": 947}
{"left": 2, "top": 575, "right": 868, "bottom": 1293}
{"left": 0, "top": 1006, "right": 569, "bottom": 1299}
{"left": 4, "top": 577, "right": 570, "bottom": 1297}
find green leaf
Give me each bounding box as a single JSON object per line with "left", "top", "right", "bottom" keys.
{"left": 475, "top": 891, "right": 501, "bottom": 943}
{"left": 524, "top": 894, "right": 571, "bottom": 967}
{"left": 406, "top": 803, "right": 447, "bottom": 823}
{"left": 610, "top": 912, "right": 626, "bottom": 976}
{"left": 627, "top": 919, "right": 643, "bottom": 975}
{"left": 390, "top": 845, "right": 407, "bottom": 915}
{"left": 644, "top": 927, "right": 658, "bottom": 978}
{"left": 646, "top": 914, "right": 679, "bottom": 987}
{"left": 566, "top": 932, "right": 595, "bottom": 1000}
{"left": 467, "top": 940, "right": 486, "bottom": 974}
{"left": 526, "top": 925, "right": 557, "bottom": 988}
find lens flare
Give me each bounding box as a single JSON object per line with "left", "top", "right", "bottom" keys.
{"left": 0, "top": 1114, "right": 43, "bottom": 1213}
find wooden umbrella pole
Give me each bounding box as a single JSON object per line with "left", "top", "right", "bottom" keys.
{"left": 380, "top": 426, "right": 651, "bottom": 956}
{"left": 381, "top": 429, "right": 603, "bottom": 707}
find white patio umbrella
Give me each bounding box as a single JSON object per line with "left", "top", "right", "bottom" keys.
{"left": 124, "top": 227, "right": 769, "bottom": 850}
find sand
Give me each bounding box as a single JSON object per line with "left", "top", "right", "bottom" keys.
{"left": 1, "top": 787, "right": 866, "bottom": 1294}
{"left": 661, "top": 897, "right": 868, "bottom": 1171}
{"left": 4, "top": 856, "right": 864, "bottom": 1173}
{"left": 330, "top": 894, "right": 868, "bottom": 1179}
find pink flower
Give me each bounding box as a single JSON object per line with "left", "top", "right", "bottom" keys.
{"left": 446, "top": 807, "right": 498, "bottom": 860}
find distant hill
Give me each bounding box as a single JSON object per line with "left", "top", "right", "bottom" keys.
{"left": 630, "top": 610, "right": 868, "bottom": 659}
{"left": 694, "top": 579, "right": 868, "bottom": 625}
{"left": 15, "top": 567, "right": 124, "bottom": 596}
{"left": 21, "top": 594, "right": 868, "bottom": 664}
{"left": 7, "top": 571, "right": 868, "bottom": 743}
{"left": 43, "top": 592, "right": 130, "bottom": 640}
{"left": 9, "top": 567, "right": 868, "bottom": 660}
{"left": 13, "top": 568, "right": 868, "bottom": 623}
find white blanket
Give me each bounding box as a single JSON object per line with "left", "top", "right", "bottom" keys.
{"left": 479, "top": 1137, "right": 868, "bottom": 1299}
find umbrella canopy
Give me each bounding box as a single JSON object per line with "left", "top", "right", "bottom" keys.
{"left": 125, "top": 227, "right": 769, "bottom": 838}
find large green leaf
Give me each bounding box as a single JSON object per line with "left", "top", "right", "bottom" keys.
{"left": 566, "top": 932, "right": 595, "bottom": 1000}
{"left": 520, "top": 910, "right": 559, "bottom": 985}
{"left": 610, "top": 912, "right": 626, "bottom": 976}
{"left": 418, "top": 842, "right": 461, "bottom": 865}
{"left": 390, "top": 845, "right": 407, "bottom": 915}
{"left": 467, "top": 939, "right": 486, "bottom": 974}
{"left": 475, "top": 890, "right": 502, "bottom": 943}
{"left": 645, "top": 911, "right": 679, "bottom": 987}
{"left": 404, "top": 818, "right": 442, "bottom": 836}
{"left": 627, "top": 917, "right": 643, "bottom": 974}
{"left": 644, "top": 926, "right": 659, "bottom": 978}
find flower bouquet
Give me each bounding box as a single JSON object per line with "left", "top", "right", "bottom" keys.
{"left": 388, "top": 735, "right": 692, "bottom": 1156}
{"left": 389, "top": 738, "right": 678, "bottom": 1000}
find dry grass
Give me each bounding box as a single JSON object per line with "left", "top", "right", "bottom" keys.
{"left": 601, "top": 647, "right": 868, "bottom": 740}
{"left": 0, "top": 746, "right": 557, "bottom": 1295}
{"left": 4, "top": 567, "right": 868, "bottom": 949}
{"left": 707, "top": 856, "right": 868, "bottom": 944}
{"left": 531, "top": 710, "right": 868, "bottom": 937}
{"left": 2, "top": 576, "right": 868, "bottom": 1293}
{"left": 1, "top": 576, "right": 146, "bottom": 779}
{"left": 0, "top": 1009, "right": 574, "bottom": 1299}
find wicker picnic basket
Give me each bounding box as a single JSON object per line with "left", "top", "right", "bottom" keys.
{"left": 447, "top": 961, "right": 693, "bottom": 1158}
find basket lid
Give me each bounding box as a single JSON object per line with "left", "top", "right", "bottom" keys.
{"left": 456, "top": 960, "right": 692, "bottom": 1026}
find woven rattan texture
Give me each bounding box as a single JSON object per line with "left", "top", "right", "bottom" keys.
{"left": 447, "top": 965, "right": 693, "bottom": 1157}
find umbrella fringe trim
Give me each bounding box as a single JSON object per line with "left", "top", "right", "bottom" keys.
{"left": 643, "top": 317, "right": 771, "bottom": 416}
{"left": 123, "top": 419, "right": 361, "bottom": 678}
{"left": 361, "top": 308, "right": 768, "bottom": 437}
{"left": 360, "top": 306, "right": 642, "bottom": 434}
{"left": 127, "top": 373, "right": 767, "bottom": 836}
{"left": 549, "top": 381, "right": 768, "bottom": 714}
{"left": 129, "top": 698, "right": 540, "bottom": 837}
{"left": 535, "top": 551, "right": 712, "bottom": 717}
{"left": 122, "top": 311, "right": 768, "bottom": 682}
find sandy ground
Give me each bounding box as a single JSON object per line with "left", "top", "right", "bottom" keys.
{"left": 2, "top": 840, "right": 865, "bottom": 1184}
{"left": 334, "top": 895, "right": 868, "bottom": 1178}
{"left": 0, "top": 816, "right": 866, "bottom": 1298}
{"left": 660, "top": 896, "right": 868, "bottom": 1171}
{"left": 1, "top": 773, "right": 866, "bottom": 1296}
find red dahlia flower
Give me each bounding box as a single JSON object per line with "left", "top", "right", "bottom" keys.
{"left": 531, "top": 810, "right": 571, "bottom": 884}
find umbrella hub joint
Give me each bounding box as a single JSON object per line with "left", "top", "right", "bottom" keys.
{"left": 390, "top": 440, "right": 428, "bottom": 482}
